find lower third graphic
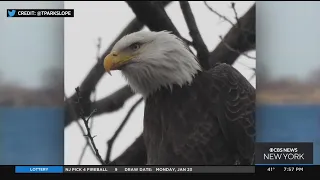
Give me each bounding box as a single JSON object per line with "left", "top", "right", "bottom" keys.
{"left": 255, "top": 142, "right": 313, "bottom": 164}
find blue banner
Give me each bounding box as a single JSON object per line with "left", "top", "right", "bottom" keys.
{"left": 15, "top": 166, "right": 63, "bottom": 173}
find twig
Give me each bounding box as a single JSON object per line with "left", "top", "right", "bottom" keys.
{"left": 65, "top": 93, "right": 98, "bottom": 164}
{"left": 179, "top": 1, "right": 210, "bottom": 70}
{"left": 249, "top": 72, "right": 256, "bottom": 81}
{"left": 77, "top": 110, "right": 95, "bottom": 165}
{"left": 219, "top": 35, "right": 256, "bottom": 60}
{"left": 108, "top": 134, "right": 147, "bottom": 165}
{"left": 77, "top": 94, "right": 96, "bottom": 165}
{"left": 208, "top": 3, "right": 255, "bottom": 66}
{"left": 65, "top": 86, "right": 135, "bottom": 126}
{"left": 96, "top": 37, "right": 102, "bottom": 60}
{"left": 237, "top": 60, "right": 255, "bottom": 70}
{"left": 203, "top": 1, "right": 254, "bottom": 34}
{"left": 204, "top": 1, "right": 235, "bottom": 26}
{"left": 230, "top": 2, "right": 240, "bottom": 27}
{"left": 75, "top": 87, "right": 106, "bottom": 165}
{"left": 78, "top": 38, "right": 102, "bottom": 165}
{"left": 105, "top": 97, "right": 143, "bottom": 164}
{"left": 205, "top": 1, "right": 255, "bottom": 51}
{"left": 180, "top": 36, "right": 193, "bottom": 47}
{"left": 236, "top": 61, "right": 256, "bottom": 81}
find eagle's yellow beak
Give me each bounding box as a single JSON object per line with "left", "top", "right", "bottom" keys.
{"left": 103, "top": 52, "right": 131, "bottom": 76}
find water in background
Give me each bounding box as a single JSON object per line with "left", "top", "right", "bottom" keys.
{"left": 0, "top": 1, "right": 64, "bottom": 165}
{"left": 256, "top": 104, "right": 320, "bottom": 164}
{"left": 0, "top": 108, "right": 64, "bottom": 165}
{"left": 257, "top": 2, "right": 320, "bottom": 165}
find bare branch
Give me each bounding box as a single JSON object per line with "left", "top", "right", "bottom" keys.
{"left": 249, "top": 72, "right": 256, "bottom": 81}
{"left": 78, "top": 39, "right": 102, "bottom": 165}
{"left": 230, "top": 2, "right": 240, "bottom": 27}
{"left": 64, "top": 93, "right": 98, "bottom": 164}
{"left": 208, "top": 3, "right": 255, "bottom": 66}
{"left": 75, "top": 87, "right": 106, "bottom": 165}
{"left": 180, "top": 37, "right": 193, "bottom": 47}
{"left": 179, "top": 1, "right": 210, "bottom": 70}
{"left": 126, "top": 2, "right": 199, "bottom": 65}
{"left": 126, "top": 1, "right": 180, "bottom": 36}
{"left": 105, "top": 97, "right": 143, "bottom": 164}
{"left": 96, "top": 37, "right": 102, "bottom": 60}
{"left": 204, "top": 1, "right": 254, "bottom": 34}
{"left": 78, "top": 143, "right": 87, "bottom": 165}
{"left": 91, "top": 86, "right": 135, "bottom": 116}
{"left": 218, "top": 35, "right": 256, "bottom": 60}
{"left": 108, "top": 134, "right": 147, "bottom": 165}
{"left": 65, "top": 86, "right": 135, "bottom": 126}
{"left": 77, "top": 92, "right": 96, "bottom": 165}
{"left": 211, "top": 2, "right": 255, "bottom": 62}
{"left": 236, "top": 60, "right": 256, "bottom": 73}
{"left": 204, "top": 1, "right": 235, "bottom": 26}
{"left": 235, "top": 60, "right": 256, "bottom": 82}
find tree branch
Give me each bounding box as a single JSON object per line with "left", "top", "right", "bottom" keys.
{"left": 126, "top": 1, "right": 180, "bottom": 36}
{"left": 105, "top": 97, "right": 143, "bottom": 164}
{"left": 204, "top": 1, "right": 236, "bottom": 27}
{"left": 230, "top": 2, "right": 240, "bottom": 27}
{"left": 75, "top": 87, "right": 106, "bottom": 165}
{"left": 208, "top": 3, "right": 256, "bottom": 66}
{"left": 64, "top": 93, "right": 99, "bottom": 163}
{"left": 218, "top": 36, "right": 256, "bottom": 60}
{"left": 179, "top": 1, "right": 210, "bottom": 70}
{"left": 78, "top": 39, "right": 101, "bottom": 165}
{"left": 65, "top": 85, "right": 135, "bottom": 127}
{"left": 125, "top": 2, "right": 198, "bottom": 63}
{"left": 108, "top": 134, "right": 147, "bottom": 165}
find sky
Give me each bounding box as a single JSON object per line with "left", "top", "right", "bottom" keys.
{"left": 64, "top": 1, "right": 256, "bottom": 165}
{"left": 0, "top": 2, "right": 64, "bottom": 166}
{"left": 0, "top": 1, "right": 63, "bottom": 89}
{"left": 257, "top": 1, "right": 320, "bottom": 81}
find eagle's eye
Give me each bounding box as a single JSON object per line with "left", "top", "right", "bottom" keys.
{"left": 130, "top": 43, "right": 141, "bottom": 51}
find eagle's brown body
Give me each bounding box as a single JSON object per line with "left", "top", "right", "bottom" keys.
{"left": 103, "top": 30, "right": 255, "bottom": 165}
{"left": 143, "top": 63, "right": 255, "bottom": 165}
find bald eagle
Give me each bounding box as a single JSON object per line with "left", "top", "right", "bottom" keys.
{"left": 104, "top": 31, "right": 255, "bottom": 165}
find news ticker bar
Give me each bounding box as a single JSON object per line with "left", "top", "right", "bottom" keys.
{"left": 14, "top": 166, "right": 254, "bottom": 173}
{"left": 7, "top": 9, "right": 74, "bottom": 17}
{"left": 6, "top": 165, "right": 319, "bottom": 173}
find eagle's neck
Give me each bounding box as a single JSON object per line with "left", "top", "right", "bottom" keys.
{"left": 122, "top": 52, "right": 202, "bottom": 98}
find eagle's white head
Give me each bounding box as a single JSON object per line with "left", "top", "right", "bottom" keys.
{"left": 104, "top": 30, "right": 202, "bottom": 97}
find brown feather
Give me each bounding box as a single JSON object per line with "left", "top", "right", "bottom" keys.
{"left": 143, "top": 63, "right": 255, "bottom": 165}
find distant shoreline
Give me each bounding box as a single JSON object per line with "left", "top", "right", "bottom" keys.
{"left": 257, "top": 90, "right": 320, "bottom": 104}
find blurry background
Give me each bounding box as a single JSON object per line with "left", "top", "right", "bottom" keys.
{"left": 256, "top": 1, "right": 320, "bottom": 164}
{"left": 64, "top": 1, "right": 256, "bottom": 165}
{"left": 0, "top": 1, "right": 64, "bottom": 165}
